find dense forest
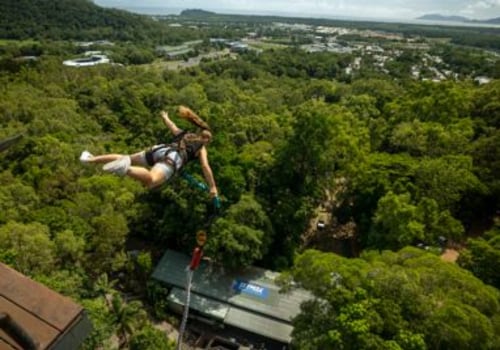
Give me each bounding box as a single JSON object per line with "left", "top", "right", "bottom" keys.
{"left": 1, "top": 0, "right": 500, "bottom": 349}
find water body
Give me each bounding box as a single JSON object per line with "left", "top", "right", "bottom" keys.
{"left": 108, "top": 5, "right": 500, "bottom": 29}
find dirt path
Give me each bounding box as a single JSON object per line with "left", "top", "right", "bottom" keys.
{"left": 440, "top": 248, "right": 459, "bottom": 263}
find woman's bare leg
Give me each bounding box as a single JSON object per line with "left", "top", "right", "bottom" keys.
{"left": 87, "top": 151, "right": 144, "bottom": 165}
{"left": 126, "top": 166, "right": 168, "bottom": 189}
{"left": 129, "top": 152, "right": 148, "bottom": 166}
{"left": 87, "top": 154, "right": 123, "bottom": 164}
{"left": 86, "top": 150, "right": 170, "bottom": 189}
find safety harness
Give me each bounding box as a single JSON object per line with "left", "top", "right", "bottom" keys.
{"left": 146, "top": 130, "right": 204, "bottom": 175}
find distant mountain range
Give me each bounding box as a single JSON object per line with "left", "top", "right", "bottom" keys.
{"left": 417, "top": 14, "right": 500, "bottom": 24}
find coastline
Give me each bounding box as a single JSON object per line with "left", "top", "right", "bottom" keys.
{"left": 102, "top": 5, "right": 500, "bottom": 29}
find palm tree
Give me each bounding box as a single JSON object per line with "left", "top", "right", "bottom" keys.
{"left": 110, "top": 294, "right": 147, "bottom": 349}
{"left": 93, "top": 273, "right": 117, "bottom": 308}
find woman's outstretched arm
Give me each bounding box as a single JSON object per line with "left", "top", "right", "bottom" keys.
{"left": 160, "top": 111, "right": 182, "bottom": 136}
{"left": 198, "top": 146, "right": 218, "bottom": 198}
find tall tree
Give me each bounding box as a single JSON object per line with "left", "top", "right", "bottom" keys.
{"left": 287, "top": 248, "right": 500, "bottom": 350}
{"left": 206, "top": 194, "right": 273, "bottom": 269}
{"left": 110, "top": 294, "right": 147, "bottom": 349}
{"left": 458, "top": 220, "right": 500, "bottom": 289}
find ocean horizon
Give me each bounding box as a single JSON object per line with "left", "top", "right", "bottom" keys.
{"left": 107, "top": 5, "right": 500, "bottom": 29}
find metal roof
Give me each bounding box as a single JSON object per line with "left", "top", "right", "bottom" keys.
{"left": 0, "top": 263, "right": 92, "bottom": 349}
{"left": 168, "top": 287, "right": 229, "bottom": 320}
{"left": 152, "top": 250, "right": 311, "bottom": 342}
{"left": 168, "top": 287, "right": 294, "bottom": 343}
{"left": 224, "top": 307, "right": 293, "bottom": 343}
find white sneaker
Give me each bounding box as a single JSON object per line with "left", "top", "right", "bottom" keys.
{"left": 102, "top": 156, "right": 131, "bottom": 176}
{"left": 80, "top": 150, "right": 94, "bottom": 163}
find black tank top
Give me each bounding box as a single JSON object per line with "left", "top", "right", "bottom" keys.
{"left": 170, "top": 130, "right": 204, "bottom": 163}
{"left": 184, "top": 137, "right": 204, "bottom": 162}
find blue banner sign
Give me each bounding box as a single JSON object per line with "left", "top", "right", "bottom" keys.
{"left": 233, "top": 279, "right": 269, "bottom": 299}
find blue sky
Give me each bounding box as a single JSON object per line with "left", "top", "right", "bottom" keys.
{"left": 94, "top": 0, "right": 500, "bottom": 20}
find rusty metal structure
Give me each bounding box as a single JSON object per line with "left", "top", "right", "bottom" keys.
{"left": 0, "top": 263, "right": 92, "bottom": 350}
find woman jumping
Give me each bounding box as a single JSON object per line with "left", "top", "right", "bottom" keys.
{"left": 80, "top": 106, "right": 218, "bottom": 199}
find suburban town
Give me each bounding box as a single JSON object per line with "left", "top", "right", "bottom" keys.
{"left": 63, "top": 20, "right": 496, "bottom": 84}
{"left": 1, "top": 1, "right": 500, "bottom": 349}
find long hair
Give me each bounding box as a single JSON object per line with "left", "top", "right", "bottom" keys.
{"left": 178, "top": 106, "right": 211, "bottom": 131}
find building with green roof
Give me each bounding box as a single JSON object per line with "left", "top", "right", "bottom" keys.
{"left": 151, "top": 250, "right": 311, "bottom": 348}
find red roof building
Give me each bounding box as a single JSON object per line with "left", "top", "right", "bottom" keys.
{"left": 0, "top": 263, "right": 92, "bottom": 350}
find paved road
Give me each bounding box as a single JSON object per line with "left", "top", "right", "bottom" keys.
{"left": 166, "top": 49, "right": 235, "bottom": 70}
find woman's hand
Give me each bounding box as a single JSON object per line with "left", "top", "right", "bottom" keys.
{"left": 160, "top": 110, "right": 181, "bottom": 134}
{"left": 209, "top": 187, "right": 218, "bottom": 198}
{"left": 211, "top": 193, "right": 221, "bottom": 210}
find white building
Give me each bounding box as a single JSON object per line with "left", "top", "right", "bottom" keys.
{"left": 475, "top": 76, "right": 492, "bottom": 85}
{"left": 63, "top": 55, "right": 110, "bottom": 67}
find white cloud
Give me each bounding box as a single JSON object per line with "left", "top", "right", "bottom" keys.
{"left": 460, "top": 0, "right": 500, "bottom": 17}
{"left": 95, "top": 0, "right": 500, "bottom": 20}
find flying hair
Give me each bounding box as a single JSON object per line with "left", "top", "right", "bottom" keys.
{"left": 178, "top": 106, "right": 211, "bottom": 131}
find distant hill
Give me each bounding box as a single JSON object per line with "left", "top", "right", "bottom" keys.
{"left": 417, "top": 14, "right": 469, "bottom": 22}
{"left": 417, "top": 13, "right": 500, "bottom": 24}
{"left": 482, "top": 17, "right": 500, "bottom": 24}
{"left": 180, "top": 9, "right": 216, "bottom": 17}
{"left": 0, "top": 0, "right": 166, "bottom": 41}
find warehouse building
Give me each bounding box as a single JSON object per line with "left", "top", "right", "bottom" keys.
{"left": 152, "top": 250, "right": 311, "bottom": 349}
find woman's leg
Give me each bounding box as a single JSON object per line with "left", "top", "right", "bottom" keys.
{"left": 126, "top": 162, "right": 174, "bottom": 189}
{"left": 86, "top": 153, "right": 123, "bottom": 164}
{"left": 129, "top": 151, "right": 148, "bottom": 166}
{"left": 83, "top": 151, "right": 145, "bottom": 165}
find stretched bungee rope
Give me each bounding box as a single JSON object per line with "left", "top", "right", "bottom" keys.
{"left": 173, "top": 174, "right": 218, "bottom": 349}
{"left": 175, "top": 242, "right": 205, "bottom": 350}
{"left": 176, "top": 269, "right": 194, "bottom": 350}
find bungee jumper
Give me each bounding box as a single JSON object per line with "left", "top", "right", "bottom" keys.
{"left": 80, "top": 106, "right": 219, "bottom": 205}
{"left": 81, "top": 107, "right": 222, "bottom": 348}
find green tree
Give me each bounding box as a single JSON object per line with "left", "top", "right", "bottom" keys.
{"left": 470, "top": 130, "right": 500, "bottom": 207}
{"left": 54, "top": 229, "right": 85, "bottom": 267}
{"left": 34, "top": 269, "right": 85, "bottom": 300}
{"left": 87, "top": 209, "right": 129, "bottom": 274}
{"left": 110, "top": 294, "right": 147, "bottom": 349}
{"left": 238, "top": 140, "right": 276, "bottom": 191}
{"left": 342, "top": 153, "right": 417, "bottom": 246}
{"left": 389, "top": 119, "right": 474, "bottom": 157}
{"left": 93, "top": 273, "right": 118, "bottom": 309}
{"left": 415, "top": 155, "right": 484, "bottom": 210}
{"left": 277, "top": 100, "right": 369, "bottom": 194}
{"left": 265, "top": 99, "right": 370, "bottom": 257}
{"left": 385, "top": 81, "right": 473, "bottom": 125}
{"left": 371, "top": 191, "right": 424, "bottom": 249}
{"left": 458, "top": 220, "right": 500, "bottom": 289}
{"left": 471, "top": 80, "right": 500, "bottom": 128}
{"left": 80, "top": 297, "right": 115, "bottom": 350}
{"left": 206, "top": 194, "right": 273, "bottom": 269}
{"left": 288, "top": 248, "right": 500, "bottom": 350}
{"left": 0, "top": 171, "right": 39, "bottom": 224}
{"left": 129, "top": 324, "right": 175, "bottom": 350}
{"left": 416, "top": 197, "right": 464, "bottom": 243}
{"left": 0, "top": 221, "right": 55, "bottom": 275}
{"left": 350, "top": 78, "right": 403, "bottom": 111}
